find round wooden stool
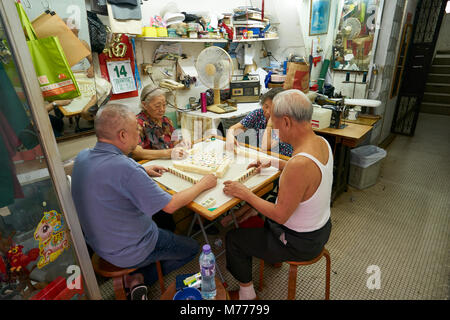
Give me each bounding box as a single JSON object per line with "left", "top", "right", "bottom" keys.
{"left": 91, "top": 254, "right": 165, "bottom": 300}
{"left": 258, "top": 247, "right": 330, "bottom": 300}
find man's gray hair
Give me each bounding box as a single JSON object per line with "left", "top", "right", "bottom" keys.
{"left": 140, "top": 84, "right": 167, "bottom": 104}
{"left": 272, "top": 89, "right": 313, "bottom": 123}
{"left": 95, "top": 103, "right": 134, "bottom": 140}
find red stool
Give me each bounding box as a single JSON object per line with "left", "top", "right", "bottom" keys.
{"left": 258, "top": 247, "right": 331, "bottom": 300}
{"left": 92, "top": 253, "right": 165, "bottom": 300}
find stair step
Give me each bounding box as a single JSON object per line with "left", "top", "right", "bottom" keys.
{"left": 420, "top": 102, "right": 450, "bottom": 115}
{"left": 436, "top": 50, "right": 450, "bottom": 55}
{"left": 425, "top": 84, "right": 450, "bottom": 94}
{"left": 426, "top": 74, "right": 450, "bottom": 84}
{"left": 422, "top": 93, "right": 450, "bottom": 104}
{"left": 433, "top": 58, "right": 450, "bottom": 66}
{"left": 429, "top": 66, "right": 450, "bottom": 74}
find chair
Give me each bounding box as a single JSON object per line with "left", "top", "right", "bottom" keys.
{"left": 91, "top": 253, "right": 165, "bottom": 300}
{"left": 258, "top": 247, "right": 330, "bottom": 300}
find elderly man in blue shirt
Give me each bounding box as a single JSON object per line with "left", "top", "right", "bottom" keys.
{"left": 71, "top": 103, "right": 217, "bottom": 300}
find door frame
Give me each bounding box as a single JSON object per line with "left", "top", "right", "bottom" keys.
{"left": 0, "top": 0, "right": 101, "bottom": 300}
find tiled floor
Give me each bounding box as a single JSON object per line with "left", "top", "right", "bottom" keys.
{"left": 93, "top": 113, "right": 449, "bottom": 300}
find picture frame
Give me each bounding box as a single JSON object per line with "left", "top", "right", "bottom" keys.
{"left": 309, "top": 0, "right": 331, "bottom": 36}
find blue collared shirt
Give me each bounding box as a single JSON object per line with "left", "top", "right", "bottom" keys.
{"left": 71, "top": 142, "right": 172, "bottom": 267}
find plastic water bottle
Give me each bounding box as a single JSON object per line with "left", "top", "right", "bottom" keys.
{"left": 199, "top": 244, "right": 216, "bottom": 299}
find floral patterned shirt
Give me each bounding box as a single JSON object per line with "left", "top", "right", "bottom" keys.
{"left": 240, "top": 108, "right": 293, "bottom": 157}
{"left": 136, "top": 111, "right": 175, "bottom": 150}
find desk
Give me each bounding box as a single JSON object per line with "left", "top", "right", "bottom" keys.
{"left": 160, "top": 277, "right": 228, "bottom": 300}
{"left": 344, "top": 115, "right": 381, "bottom": 127}
{"left": 57, "top": 74, "right": 96, "bottom": 132}
{"left": 178, "top": 103, "right": 260, "bottom": 139}
{"left": 313, "top": 122, "right": 373, "bottom": 201}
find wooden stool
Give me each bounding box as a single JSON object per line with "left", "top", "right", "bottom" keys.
{"left": 92, "top": 254, "right": 165, "bottom": 300}
{"left": 258, "top": 247, "right": 330, "bottom": 300}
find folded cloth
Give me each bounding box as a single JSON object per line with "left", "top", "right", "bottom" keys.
{"left": 107, "top": 3, "right": 142, "bottom": 34}
{"left": 110, "top": 1, "right": 142, "bottom": 20}
{"left": 107, "top": 0, "right": 138, "bottom": 5}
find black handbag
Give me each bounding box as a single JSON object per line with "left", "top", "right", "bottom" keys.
{"left": 87, "top": 11, "right": 107, "bottom": 54}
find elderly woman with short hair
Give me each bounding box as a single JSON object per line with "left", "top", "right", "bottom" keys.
{"left": 132, "top": 85, "right": 189, "bottom": 160}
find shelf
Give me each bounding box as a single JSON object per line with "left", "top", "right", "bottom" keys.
{"left": 233, "top": 37, "right": 279, "bottom": 42}
{"left": 135, "top": 37, "right": 228, "bottom": 43}
{"left": 134, "top": 37, "right": 279, "bottom": 43}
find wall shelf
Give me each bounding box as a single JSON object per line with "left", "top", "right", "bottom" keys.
{"left": 134, "top": 37, "right": 279, "bottom": 43}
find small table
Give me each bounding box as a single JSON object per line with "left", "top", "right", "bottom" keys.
{"left": 313, "top": 122, "right": 374, "bottom": 201}
{"left": 160, "top": 277, "right": 228, "bottom": 300}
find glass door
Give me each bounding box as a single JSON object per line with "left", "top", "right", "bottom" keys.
{"left": 0, "top": 0, "right": 100, "bottom": 299}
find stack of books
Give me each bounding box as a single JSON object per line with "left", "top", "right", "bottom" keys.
{"left": 232, "top": 7, "right": 269, "bottom": 39}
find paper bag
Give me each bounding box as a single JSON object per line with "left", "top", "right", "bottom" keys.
{"left": 32, "top": 12, "right": 90, "bottom": 67}
{"left": 283, "top": 62, "right": 310, "bottom": 93}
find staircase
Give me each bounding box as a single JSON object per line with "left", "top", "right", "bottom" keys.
{"left": 420, "top": 50, "right": 450, "bottom": 115}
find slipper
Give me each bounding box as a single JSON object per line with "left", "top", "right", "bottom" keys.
{"left": 130, "top": 284, "right": 148, "bottom": 300}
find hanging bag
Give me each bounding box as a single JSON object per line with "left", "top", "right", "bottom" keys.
{"left": 15, "top": 2, "right": 81, "bottom": 101}
{"left": 87, "top": 11, "right": 108, "bottom": 54}
{"left": 283, "top": 61, "right": 310, "bottom": 93}
{"left": 31, "top": 11, "right": 91, "bottom": 67}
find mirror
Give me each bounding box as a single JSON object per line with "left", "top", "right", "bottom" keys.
{"left": 23, "top": 0, "right": 97, "bottom": 140}
{"left": 332, "top": 0, "right": 381, "bottom": 72}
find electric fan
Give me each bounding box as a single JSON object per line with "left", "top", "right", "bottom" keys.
{"left": 342, "top": 17, "right": 361, "bottom": 50}
{"left": 195, "top": 46, "right": 235, "bottom": 114}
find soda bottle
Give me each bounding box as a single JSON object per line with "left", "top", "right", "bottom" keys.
{"left": 199, "top": 244, "right": 216, "bottom": 299}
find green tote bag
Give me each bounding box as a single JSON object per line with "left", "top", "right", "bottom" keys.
{"left": 15, "top": 2, "right": 80, "bottom": 101}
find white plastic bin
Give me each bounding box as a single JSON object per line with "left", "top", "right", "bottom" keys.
{"left": 349, "top": 145, "right": 387, "bottom": 190}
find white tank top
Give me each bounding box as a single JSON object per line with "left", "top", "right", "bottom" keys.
{"left": 279, "top": 137, "right": 333, "bottom": 232}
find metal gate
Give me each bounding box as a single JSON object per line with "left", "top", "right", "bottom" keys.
{"left": 391, "top": 0, "right": 447, "bottom": 136}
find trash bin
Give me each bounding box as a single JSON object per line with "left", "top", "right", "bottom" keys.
{"left": 349, "top": 145, "right": 387, "bottom": 190}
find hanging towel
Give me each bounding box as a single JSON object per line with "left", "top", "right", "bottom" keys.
{"left": 107, "top": 3, "right": 142, "bottom": 34}
{"left": 107, "top": 0, "right": 138, "bottom": 5}
{"left": 110, "top": 1, "right": 142, "bottom": 20}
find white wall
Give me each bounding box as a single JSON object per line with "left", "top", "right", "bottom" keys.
{"left": 435, "top": 13, "right": 450, "bottom": 52}
{"left": 86, "top": 0, "right": 310, "bottom": 114}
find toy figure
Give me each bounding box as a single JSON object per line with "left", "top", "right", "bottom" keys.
{"left": 6, "top": 245, "right": 39, "bottom": 274}
{"left": 34, "top": 210, "right": 70, "bottom": 269}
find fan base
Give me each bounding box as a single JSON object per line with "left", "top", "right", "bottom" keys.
{"left": 207, "top": 103, "right": 237, "bottom": 114}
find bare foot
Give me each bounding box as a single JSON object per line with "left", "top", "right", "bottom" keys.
{"left": 220, "top": 204, "right": 251, "bottom": 227}
{"left": 124, "top": 273, "right": 144, "bottom": 289}
{"left": 237, "top": 208, "right": 258, "bottom": 224}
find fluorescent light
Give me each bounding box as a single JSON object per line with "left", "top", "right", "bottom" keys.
{"left": 447, "top": 1, "right": 450, "bottom": 13}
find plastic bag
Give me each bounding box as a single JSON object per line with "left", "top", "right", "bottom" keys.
{"left": 350, "top": 145, "right": 387, "bottom": 168}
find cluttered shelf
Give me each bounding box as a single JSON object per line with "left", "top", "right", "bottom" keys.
{"left": 134, "top": 36, "right": 279, "bottom": 43}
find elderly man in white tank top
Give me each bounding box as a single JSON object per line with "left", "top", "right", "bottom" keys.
{"left": 223, "top": 89, "right": 333, "bottom": 300}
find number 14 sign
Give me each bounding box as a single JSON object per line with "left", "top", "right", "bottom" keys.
{"left": 106, "top": 60, "right": 136, "bottom": 94}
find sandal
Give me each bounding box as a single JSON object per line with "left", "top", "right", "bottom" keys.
{"left": 130, "top": 284, "right": 148, "bottom": 300}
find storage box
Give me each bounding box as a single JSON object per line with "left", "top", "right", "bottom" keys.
{"left": 348, "top": 161, "right": 382, "bottom": 190}
{"left": 157, "top": 27, "right": 168, "bottom": 37}
{"left": 311, "top": 107, "right": 332, "bottom": 129}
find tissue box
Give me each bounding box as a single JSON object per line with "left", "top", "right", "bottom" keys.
{"left": 312, "top": 107, "right": 332, "bottom": 129}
